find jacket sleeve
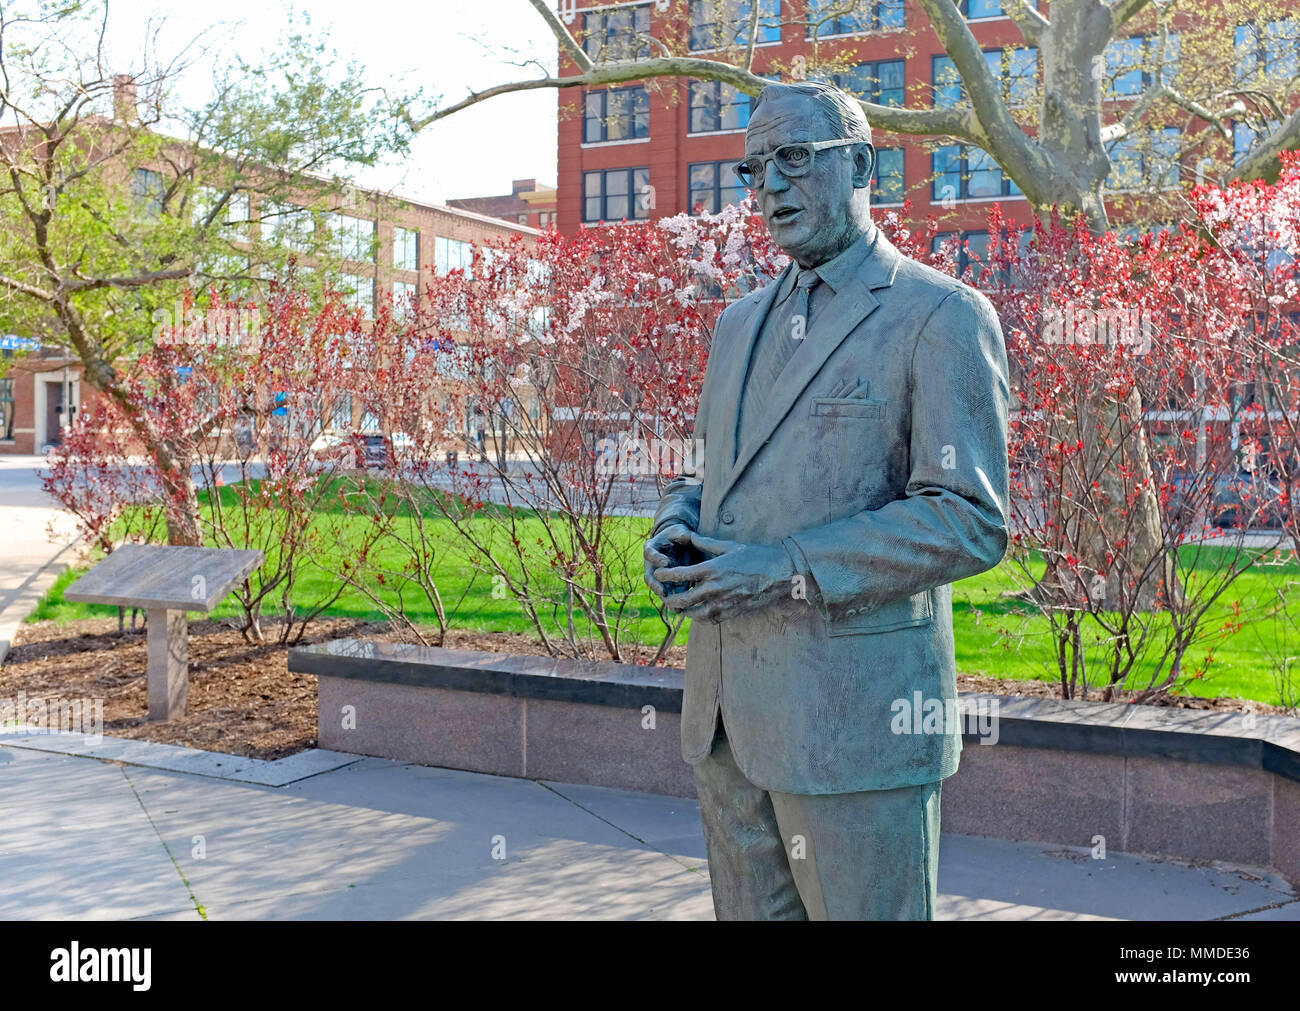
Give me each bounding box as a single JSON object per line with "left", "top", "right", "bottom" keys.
{"left": 651, "top": 304, "right": 731, "bottom": 536}
{"left": 786, "top": 284, "right": 1011, "bottom": 624}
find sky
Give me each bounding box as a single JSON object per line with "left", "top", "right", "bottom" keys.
{"left": 101, "top": 0, "right": 560, "bottom": 206}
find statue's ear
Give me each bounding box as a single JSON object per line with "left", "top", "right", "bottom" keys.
{"left": 851, "top": 142, "right": 876, "bottom": 189}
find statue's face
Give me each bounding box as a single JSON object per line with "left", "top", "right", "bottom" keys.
{"left": 744, "top": 93, "right": 870, "bottom": 267}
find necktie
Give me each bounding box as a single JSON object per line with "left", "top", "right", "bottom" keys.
{"left": 788, "top": 268, "right": 820, "bottom": 341}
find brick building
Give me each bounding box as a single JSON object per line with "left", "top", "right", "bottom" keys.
{"left": 555, "top": 0, "right": 1295, "bottom": 258}
{"left": 0, "top": 178, "right": 538, "bottom": 456}
{"left": 447, "top": 178, "right": 559, "bottom": 230}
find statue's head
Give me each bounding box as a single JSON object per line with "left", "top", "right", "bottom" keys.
{"left": 739, "top": 82, "right": 876, "bottom": 268}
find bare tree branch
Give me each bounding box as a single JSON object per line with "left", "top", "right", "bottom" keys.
{"left": 1004, "top": 0, "right": 1049, "bottom": 47}
{"left": 1109, "top": 0, "right": 1154, "bottom": 32}
{"left": 406, "top": 55, "right": 978, "bottom": 139}
{"left": 62, "top": 268, "right": 193, "bottom": 293}
{"left": 1231, "top": 102, "right": 1300, "bottom": 183}
{"left": 526, "top": 0, "right": 593, "bottom": 74}
{"left": 743, "top": 0, "right": 762, "bottom": 72}
{"left": 914, "top": 0, "right": 1056, "bottom": 193}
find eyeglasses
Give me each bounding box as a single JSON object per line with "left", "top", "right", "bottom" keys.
{"left": 733, "top": 139, "right": 861, "bottom": 188}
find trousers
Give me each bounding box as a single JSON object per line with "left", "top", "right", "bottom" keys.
{"left": 692, "top": 719, "right": 942, "bottom": 920}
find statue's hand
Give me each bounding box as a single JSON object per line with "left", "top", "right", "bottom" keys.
{"left": 644, "top": 523, "right": 695, "bottom": 599}
{"left": 656, "top": 532, "right": 794, "bottom": 623}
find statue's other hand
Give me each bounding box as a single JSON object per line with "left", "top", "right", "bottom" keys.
{"left": 644, "top": 523, "right": 695, "bottom": 599}
{"left": 657, "top": 533, "right": 794, "bottom": 623}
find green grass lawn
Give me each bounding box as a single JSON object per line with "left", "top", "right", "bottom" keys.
{"left": 27, "top": 489, "right": 1300, "bottom": 707}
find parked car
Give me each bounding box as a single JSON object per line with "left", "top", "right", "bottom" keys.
{"left": 1163, "top": 468, "right": 1286, "bottom": 530}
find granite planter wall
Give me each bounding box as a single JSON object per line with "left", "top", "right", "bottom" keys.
{"left": 290, "top": 639, "right": 1300, "bottom": 885}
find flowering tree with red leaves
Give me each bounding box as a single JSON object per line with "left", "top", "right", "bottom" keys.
{"left": 360, "top": 200, "right": 787, "bottom": 661}
{"left": 1187, "top": 151, "right": 1300, "bottom": 707}
{"left": 44, "top": 281, "right": 394, "bottom": 643}
{"left": 952, "top": 190, "right": 1294, "bottom": 700}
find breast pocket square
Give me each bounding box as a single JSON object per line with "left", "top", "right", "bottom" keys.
{"left": 811, "top": 396, "right": 886, "bottom": 419}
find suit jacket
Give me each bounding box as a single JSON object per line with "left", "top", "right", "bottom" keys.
{"left": 652, "top": 227, "right": 1010, "bottom": 795}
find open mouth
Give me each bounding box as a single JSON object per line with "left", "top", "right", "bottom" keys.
{"left": 770, "top": 206, "right": 802, "bottom": 223}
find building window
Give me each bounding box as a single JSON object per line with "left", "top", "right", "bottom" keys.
{"left": 689, "top": 160, "right": 747, "bottom": 215}
{"left": 960, "top": 0, "right": 1037, "bottom": 19}
{"left": 987, "top": 47, "right": 1038, "bottom": 108}
{"left": 192, "top": 186, "right": 250, "bottom": 232}
{"left": 392, "top": 280, "right": 418, "bottom": 321}
{"left": 331, "top": 396, "right": 353, "bottom": 431}
{"left": 582, "top": 3, "right": 651, "bottom": 60}
{"left": 341, "top": 274, "right": 374, "bottom": 318}
{"left": 872, "top": 147, "right": 905, "bottom": 204}
{"left": 934, "top": 49, "right": 1037, "bottom": 108}
{"left": 931, "top": 229, "right": 1029, "bottom": 286}
{"left": 584, "top": 86, "right": 650, "bottom": 142}
{"left": 689, "top": 80, "right": 755, "bottom": 132}
{"left": 434, "top": 236, "right": 474, "bottom": 275}
{"left": 327, "top": 212, "right": 376, "bottom": 263}
{"left": 932, "top": 144, "right": 1022, "bottom": 200}
{"left": 131, "top": 168, "right": 164, "bottom": 217}
{"left": 1107, "top": 127, "right": 1182, "bottom": 192}
{"left": 263, "top": 199, "right": 313, "bottom": 252}
{"left": 393, "top": 226, "right": 419, "bottom": 271}
{"left": 823, "top": 59, "right": 905, "bottom": 106}
{"left": 536, "top": 211, "right": 556, "bottom": 229}
{"left": 0, "top": 378, "right": 13, "bottom": 441}
{"left": 583, "top": 167, "right": 651, "bottom": 223}
{"left": 806, "top": 0, "right": 903, "bottom": 37}
{"left": 1235, "top": 19, "right": 1300, "bottom": 81}
{"left": 1104, "top": 34, "right": 1181, "bottom": 97}
{"left": 932, "top": 55, "right": 964, "bottom": 108}
{"left": 690, "top": 0, "right": 781, "bottom": 51}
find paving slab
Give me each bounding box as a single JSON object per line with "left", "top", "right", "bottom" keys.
{"left": 0, "top": 748, "right": 196, "bottom": 919}
{"left": 1, "top": 739, "right": 1296, "bottom": 921}
{"left": 937, "top": 834, "right": 1298, "bottom": 921}
{"left": 122, "top": 759, "right": 713, "bottom": 920}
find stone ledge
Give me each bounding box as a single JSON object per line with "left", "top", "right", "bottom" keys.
{"left": 290, "top": 638, "right": 685, "bottom": 712}
{"left": 289, "top": 640, "right": 1300, "bottom": 884}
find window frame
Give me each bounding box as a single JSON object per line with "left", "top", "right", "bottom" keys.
{"left": 689, "top": 0, "right": 781, "bottom": 52}
{"left": 872, "top": 146, "right": 906, "bottom": 205}
{"left": 688, "top": 159, "right": 749, "bottom": 215}
{"left": 824, "top": 58, "right": 905, "bottom": 107}
{"left": 582, "top": 167, "right": 652, "bottom": 224}
{"left": 393, "top": 226, "right": 420, "bottom": 272}
{"left": 434, "top": 236, "right": 474, "bottom": 276}
{"left": 581, "top": 3, "right": 652, "bottom": 61}
{"left": 1105, "top": 126, "right": 1183, "bottom": 193}
{"left": 805, "top": 0, "right": 904, "bottom": 38}
{"left": 932, "top": 143, "right": 1022, "bottom": 201}
{"left": 1102, "top": 33, "right": 1181, "bottom": 99}
{"left": 583, "top": 84, "right": 651, "bottom": 143}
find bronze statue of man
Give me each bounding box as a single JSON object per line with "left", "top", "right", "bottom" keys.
{"left": 645, "top": 82, "right": 1011, "bottom": 921}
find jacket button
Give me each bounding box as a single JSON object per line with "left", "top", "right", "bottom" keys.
{"left": 720, "top": 510, "right": 735, "bottom": 524}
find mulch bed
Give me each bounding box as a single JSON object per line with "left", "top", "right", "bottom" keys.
{"left": 1, "top": 617, "right": 1291, "bottom": 762}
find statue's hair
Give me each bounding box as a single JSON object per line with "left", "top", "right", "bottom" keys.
{"left": 751, "top": 81, "right": 872, "bottom": 146}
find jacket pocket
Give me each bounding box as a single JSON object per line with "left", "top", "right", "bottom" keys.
{"left": 827, "top": 588, "right": 933, "bottom": 636}
{"left": 811, "top": 396, "right": 887, "bottom": 420}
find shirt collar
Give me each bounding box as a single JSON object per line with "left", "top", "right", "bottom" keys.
{"left": 778, "top": 224, "right": 879, "bottom": 302}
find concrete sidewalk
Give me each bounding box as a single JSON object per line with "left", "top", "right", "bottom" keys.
{"left": 0, "top": 455, "right": 81, "bottom": 663}
{"left": 0, "top": 736, "right": 1295, "bottom": 921}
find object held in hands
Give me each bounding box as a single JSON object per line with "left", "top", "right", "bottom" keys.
{"left": 661, "top": 536, "right": 704, "bottom": 595}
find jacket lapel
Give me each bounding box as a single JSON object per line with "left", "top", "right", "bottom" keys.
{"left": 716, "top": 230, "right": 902, "bottom": 506}
{"left": 709, "top": 261, "right": 792, "bottom": 478}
